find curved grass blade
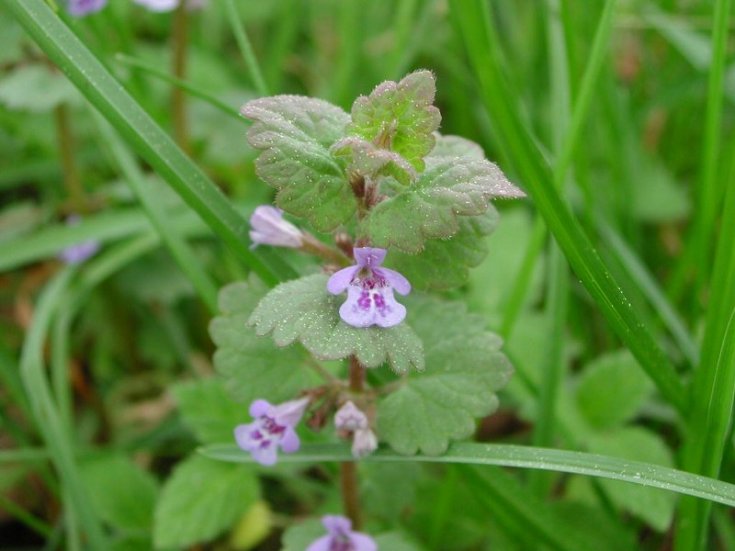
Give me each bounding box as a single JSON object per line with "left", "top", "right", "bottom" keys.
{"left": 20, "top": 269, "right": 106, "bottom": 548}
{"left": 4, "top": 0, "right": 295, "bottom": 287}
{"left": 202, "top": 442, "right": 735, "bottom": 508}
{"left": 94, "top": 116, "right": 218, "bottom": 312}
{"left": 448, "top": 0, "right": 687, "bottom": 414}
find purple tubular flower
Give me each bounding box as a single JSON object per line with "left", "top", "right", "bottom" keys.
{"left": 327, "top": 247, "right": 410, "bottom": 328}
{"left": 306, "top": 515, "right": 377, "bottom": 551}
{"left": 67, "top": 0, "right": 107, "bottom": 16}
{"left": 234, "top": 397, "right": 309, "bottom": 466}
{"left": 132, "top": 0, "right": 207, "bottom": 12}
{"left": 335, "top": 402, "right": 378, "bottom": 458}
{"left": 249, "top": 205, "right": 303, "bottom": 249}
{"left": 58, "top": 216, "right": 100, "bottom": 264}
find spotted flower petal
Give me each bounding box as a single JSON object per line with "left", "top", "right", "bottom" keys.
{"left": 327, "top": 247, "right": 410, "bottom": 328}
{"left": 234, "top": 397, "right": 309, "bottom": 466}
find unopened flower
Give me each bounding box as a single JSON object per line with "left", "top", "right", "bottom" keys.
{"left": 67, "top": 0, "right": 107, "bottom": 16}
{"left": 352, "top": 428, "right": 378, "bottom": 458}
{"left": 306, "top": 515, "right": 377, "bottom": 551}
{"left": 335, "top": 401, "right": 368, "bottom": 432}
{"left": 58, "top": 216, "right": 100, "bottom": 265}
{"left": 132, "top": 0, "right": 207, "bottom": 12}
{"left": 249, "top": 205, "right": 304, "bottom": 249}
{"left": 335, "top": 402, "right": 377, "bottom": 458}
{"left": 234, "top": 397, "right": 309, "bottom": 466}
{"left": 327, "top": 247, "right": 410, "bottom": 328}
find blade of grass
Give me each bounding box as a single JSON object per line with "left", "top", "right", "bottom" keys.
{"left": 597, "top": 219, "right": 699, "bottom": 367}
{"left": 94, "top": 115, "right": 218, "bottom": 312}
{"left": 679, "top": 0, "right": 732, "bottom": 301}
{"left": 114, "top": 54, "right": 242, "bottom": 122}
{"left": 20, "top": 268, "right": 106, "bottom": 548}
{"left": 464, "top": 466, "right": 612, "bottom": 551}
{"left": 202, "top": 442, "right": 735, "bottom": 508}
{"left": 223, "top": 0, "right": 269, "bottom": 97}
{"left": 5, "top": 0, "right": 295, "bottom": 287}
{"left": 676, "top": 141, "right": 735, "bottom": 549}
{"left": 449, "top": 0, "right": 687, "bottom": 414}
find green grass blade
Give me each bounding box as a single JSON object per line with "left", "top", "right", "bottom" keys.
{"left": 4, "top": 0, "right": 295, "bottom": 287}
{"left": 114, "top": 54, "right": 242, "bottom": 122}
{"left": 464, "top": 466, "right": 605, "bottom": 551}
{"left": 223, "top": 0, "right": 269, "bottom": 96}
{"left": 685, "top": 0, "right": 732, "bottom": 294}
{"left": 94, "top": 116, "right": 219, "bottom": 312}
{"left": 449, "top": 0, "right": 687, "bottom": 413}
{"left": 201, "top": 442, "right": 735, "bottom": 508}
{"left": 598, "top": 220, "right": 699, "bottom": 366}
{"left": 676, "top": 149, "right": 735, "bottom": 550}
{"left": 19, "top": 268, "right": 106, "bottom": 548}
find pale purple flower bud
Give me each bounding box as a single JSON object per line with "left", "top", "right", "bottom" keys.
{"left": 352, "top": 428, "right": 378, "bottom": 458}
{"left": 58, "top": 216, "right": 100, "bottom": 265}
{"left": 67, "top": 0, "right": 107, "bottom": 16}
{"left": 306, "top": 515, "right": 377, "bottom": 551}
{"left": 132, "top": 0, "right": 207, "bottom": 12}
{"left": 334, "top": 401, "right": 368, "bottom": 432}
{"left": 249, "top": 206, "right": 304, "bottom": 250}
{"left": 327, "top": 247, "right": 411, "bottom": 328}
{"left": 234, "top": 397, "right": 309, "bottom": 466}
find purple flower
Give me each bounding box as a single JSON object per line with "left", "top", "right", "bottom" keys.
{"left": 306, "top": 515, "right": 377, "bottom": 551}
{"left": 58, "top": 216, "right": 100, "bottom": 265}
{"left": 132, "top": 0, "right": 207, "bottom": 12}
{"left": 234, "top": 397, "right": 309, "bottom": 466}
{"left": 67, "top": 0, "right": 107, "bottom": 16}
{"left": 335, "top": 402, "right": 378, "bottom": 458}
{"left": 327, "top": 247, "right": 410, "bottom": 328}
{"left": 249, "top": 206, "right": 303, "bottom": 249}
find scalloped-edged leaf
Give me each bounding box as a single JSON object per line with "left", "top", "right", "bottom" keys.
{"left": 386, "top": 207, "right": 499, "bottom": 290}
{"left": 426, "top": 134, "right": 485, "bottom": 164}
{"left": 575, "top": 350, "right": 653, "bottom": 430}
{"left": 377, "top": 297, "right": 513, "bottom": 455}
{"left": 153, "top": 455, "right": 258, "bottom": 549}
{"left": 173, "top": 379, "right": 246, "bottom": 444}
{"left": 248, "top": 274, "right": 424, "bottom": 373}
{"left": 0, "top": 64, "right": 80, "bottom": 112}
{"left": 363, "top": 156, "right": 523, "bottom": 253}
{"left": 240, "top": 95, "right": 355, "bottom": 231}
{"left": 348, "top": 70, "right": 441, "bottom": 171}
{"left": 210, "top": 276, "right": 320, "bottom": 406}
{"left": 587, "top": 428, "right": 676, "bottom": 532}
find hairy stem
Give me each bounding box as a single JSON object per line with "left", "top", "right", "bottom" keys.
{"left": 301, "top": 234, "right": 351, "bottom": 266}
{"left": 171, "top": 2, "right": 189, "bottom": 153}
{"left": 340, "top": 355, "right": 365, "bottom": 527}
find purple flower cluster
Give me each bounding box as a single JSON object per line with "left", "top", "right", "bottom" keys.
{"left": 307, "top": 515, "right": 376, "bottom": 551}
{"left": 335, "top": 401, "right": 377, "bottom": 458}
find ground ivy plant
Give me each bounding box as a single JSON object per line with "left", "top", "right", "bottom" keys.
{"left": 211, "top": 70, "right": 524, "bottom": 470}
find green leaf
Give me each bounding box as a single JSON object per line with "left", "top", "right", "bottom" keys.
{"left": 210, "top": 276, "right": 319, "bottom": 406}
{"left": 377, "top": 296, "right": 513, "bottom": 454}
{"left": 0, "top": 64, "right": 79, "bottom": 112}
{"left": 281, "top": 519, "right": 324, "bottom": 551}
{"left": 386, "top": 208, "right": 498, "bottom": 290}
{"left": 363, "top": 152, "right": 523, "bottom": 254}
{"left": 331, "top": 136, "right": 416, "bottom": 185}
{"left": 80, "top": 455, "right": 159, "bottom": 533}
{"left": 425, "top": 134, "right": 485, "bottom": 161}
{"left": 374, "top": 532, "right": 426, "bottom": 551}
{"left": 348, "top": 70, "right": 441, "bottom": 171}
{"left": 241, "top": 95, "right": 356, "bottom": 231}
{"left": 153, "top": 454, "right": 258, "bottom": 549}
{"left": 173, "top": 379, "right": 246, "bottom": 444}
{"left": 575, "top": 350, "right": 653, "bottom": 430}
{"left": 248, "top": 274, "right": 424, "bottom": 373}
{"left": 587, "top": 428, "right": 676, "bottom": 532}
{"left": 361, "top": 463, "right": 421, "bottom": 519}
